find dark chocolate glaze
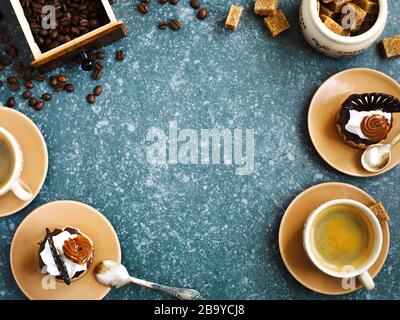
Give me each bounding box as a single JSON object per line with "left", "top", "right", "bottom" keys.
{"left": 337, "top": 93, "right": 400, "bottom": 146}
{"left": 38, "top": 228, "right": 93, "bottom": 281}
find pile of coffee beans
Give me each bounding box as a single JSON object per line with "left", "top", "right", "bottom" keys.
{"left": 136, "top": 0, "right": 208, "bottom": 30}
{"left": 19, "top": 0, "right": 110, "bottom": 52}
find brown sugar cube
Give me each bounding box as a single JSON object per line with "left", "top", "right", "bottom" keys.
{"left": 254, "top": 0, "right": 278, "bottom": 16}
{"left": 382, "top": 35, "right": 400, "bottom": 59}
{"left": 328, "top": 0, "right": 352, "bottom": 13}
{"left": 341, "top": 28, "right": 351, "bottom": 36}
{"left": 320, "top": 5, "right": 336, "bottom": 18}
{"left": 225, "top": 5, "right": 243, "bottom": 31}
{"left": 320, "top": 14, "right": 344, "bottom": 35}
{"left": 341, "top": 3, "right": 366, "bottom": 32}
{"left": 369, "top": 202, "right": 390, "bottom": 224}
{"left": 264, "top": 10, "right": 290, "bottom": 37}
{"left": 353, "top": 0, "right": 379, "bottom": 14}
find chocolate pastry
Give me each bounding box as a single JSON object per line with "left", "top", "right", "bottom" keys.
{"left": 335, "top": 93, "right": 400, "bottom": 149}
{"left": 38, "top": 227, "right": 94, "bottom": 284}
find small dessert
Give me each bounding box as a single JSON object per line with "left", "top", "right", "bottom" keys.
{"left": 39, "top": 227, "right": 94, "bottom": 285}
{"left": 382, "top": 35, "right": 400, "bottom": 59}
{"left": 264, "top": 10, "right": 290, "bottom": 37}
{"left": 225, "top": 5, "right": 243, "bottom": 31}
{"left": 335, "top": 93, "right": 400, "bottom": 149}
{"left": 254, "top": 0, "right": 278, "bottom": 16}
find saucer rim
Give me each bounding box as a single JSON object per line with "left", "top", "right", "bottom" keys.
{"left": 278, "top": 182, "right": 390, "bottom": 296}
{"left": 0, "top": 107, "right": 49, "bottom": 217}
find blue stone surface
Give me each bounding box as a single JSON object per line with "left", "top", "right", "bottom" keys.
{"left": 0, "top": 0, "right": 399, "bottom": 300}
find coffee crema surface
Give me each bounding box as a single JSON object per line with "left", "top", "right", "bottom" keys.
{"left": 0, "top": 134, "right": 15, "bottom": 189}
{"left": 310, "top": 204, "right": 375, "bottom": 272}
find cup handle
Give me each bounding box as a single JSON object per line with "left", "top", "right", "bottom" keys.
{"left": 357, "top": 271, "right": 375, "bottom": 291}
{"left": 11, "top": 179, "right": 33, "bottom": 202}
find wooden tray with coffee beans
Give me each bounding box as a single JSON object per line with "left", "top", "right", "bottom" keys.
{"left": 10, "top": 0, "right": 127, "bottom": 72}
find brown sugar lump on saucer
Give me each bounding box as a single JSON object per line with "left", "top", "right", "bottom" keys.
{"left": 254, "top": 0, "right": 278, "bottom": 16}
{"left": 225, "top": 5, "right": 243, "bottom": 31}
{"left": 38, "top": 227, "right": 94, "bottom": 285}
{"left": 369, "top": 202, "right": 390, "bottom": 224}
{"left": 335, "top": 93, "right": 400, "bottom": 149}
{"left": 264, "top": 10, "right": 290, "bottom": 37}
{"left": 382, "top": 35, "right": 400, "bottom": 59}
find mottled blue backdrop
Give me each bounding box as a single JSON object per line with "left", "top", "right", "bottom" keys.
{"left": 0, "top": 0, "right": 399, "bottom": 299}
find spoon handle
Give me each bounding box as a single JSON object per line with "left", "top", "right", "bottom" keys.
{"left": 391, "top": 133, "right": 400, "bottom": 147}
{"left": 130, "top": 277, "right": 202, "bottom": 300}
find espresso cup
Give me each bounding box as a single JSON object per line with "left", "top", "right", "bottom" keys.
{"left": 303, "top": 199, "right": 383, "bottom": 291}
{"left": 0, "top": 127, "right": 33, "bottom": 201}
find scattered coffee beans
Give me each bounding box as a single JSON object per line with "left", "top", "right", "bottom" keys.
{"left": 95, "top": 51, "right": 106, "bottom": 60}
{"left": 64, "top": 83, "right": 75, "bottom": 93}
{"left": 159, "top": 0, "right": 168, "bottom": 3}
{"left": 159, "top": 21, "right": 167, "bottom": 30}
{"left": 29, "top": 97, "right": 37, "bottom": 107}
{"left": 197, "top": 8, "right": 208, "bottom": 20}
{"left": 116, "top": 50, "right": 125, "bottom": 61}
{"left": 94, "top": 86, "right": 103, "bottom": 96}
{"left": 169, "top": 0, "right": 179, "bottom": 5}
{"left": 57, "top": 75, "right": 68, "bottom": 83}
{"left": 42, "top": 93, "right": 52, "bottom": 101}
{"left": 6, "top": 97, "right": 15, "bottom": 108}
{"left": 22, "top": 91, "right": 31, "bottom": 100}
{"left": 87, "top": 94, "right": 96, "bottom": 104}
{"left": 34, "top": 100, "right": 44, "bottom": 111}
{"left": 92, "top": 69, "right": 102, "bottom": 80}
{"left": 190, "top": 0, "right": 200, "bottom": 9}
{"left": 169, "top": 19, "right": 181, "bottom": 30}
{"left": 94, "top": 62, "right": 103, "bottom": 70}
{"left": 24, "top": 80, "right": 34, "bottom": 89}
{"left": 138, "top": 2, "right": 149, "bottom": 14}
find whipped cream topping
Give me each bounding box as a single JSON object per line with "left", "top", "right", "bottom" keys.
{"left": 40, "top": 231, "right": 88, "bottom": 279}
{"left": 345, "top": 110, "right": 392, "bottom": 140}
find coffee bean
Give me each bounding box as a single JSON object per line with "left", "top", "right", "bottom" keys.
{"left": 29, "top": 97, "right": 37, "bottom": 107}
{"left": 64, "top": 83, "right": 75, "bottom": 93}
{"left": 7, "top": 76, "right": 18, "bottom": 85}
{"left": 34, "top": 101, "right": 44, "bottom": 111}
{"left": 49, "top": 77, "right": 58, "bottom": 87}
{"left": 92, "top": 69, "right": 102, "bottom": 80}
{"left": 169, "top": 19, "right": 181, "bottom": 30}
{"left": 197, "top": 8, "right": 208, "bottom": 20}
{"left": 54, "top": 84, "right": 64, "bottom": 93}
{"left": 159, "top": 21, "right": 167, "bottom": 30}
{"left": 95, "top": 51, "right": 106, "bottom": 59}
{"left": 57, "top": 74, "right": 67, "bottom": 83}
{"left": 190, "top": 0, "right": 200, "bottom": 9}
{"left": 87, "top": 94, "right": 96, "bottom": 104}
{"left": 42, "top": 93, "right": 52, "bottom": 101}
{"left": 6, "top": 97, "right": 15, "bottom": 108}
{"left": 116, "top": 50, "right": 125, "bottom": 61}
{"left": 22, "top": 91, "right": 32, "bottom": 100}
{"left": 34, "top": 73, "right": 46, "bottom": 82}
{"left": 141, "top": 0, "right": 150, "bottom": 3}
{"left": 94, "top": 86, "right": 103, "bottom": 96}
{"left": 169, "top": 0, "right": 179, "bottom": 5}
{"left": 94, "top": 62, "right": 103, "bottom": 70}
{"left": 159, "top": 0, "right": 168, "bottom": 3}
{"left": 0, "top": 63, "right": 4, "bottom": 72}
{"left": 10, "top": 82, "right": 20, "bottom": 92}
{"left": 25, "top": 80, "right": 34, "bottom": 89}
{"left": 138, "top": 3, "right": 149, "bottom": 14}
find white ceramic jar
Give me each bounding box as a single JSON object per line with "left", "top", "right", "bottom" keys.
{"left": 300, "top": 0, "right": 387, "bottom": 58}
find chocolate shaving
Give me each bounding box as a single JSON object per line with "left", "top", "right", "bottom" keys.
{"left": 46, "top": 228, "right": 71, "bottom": 285}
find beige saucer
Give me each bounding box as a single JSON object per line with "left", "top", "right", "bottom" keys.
{"left": 10, "top": 201, "right": 121, "bottom": 300}
{"left": 279, "top": 182, "right": 390, "bottom": 295}
{"left": 0, "top": 107, "right": 48, "bottom": 217}
{"left": 308, "top": 68, "right": 400, "bottom": 177}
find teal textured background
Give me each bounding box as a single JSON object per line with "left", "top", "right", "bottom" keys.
{"left": 0, "top": 0, "right": 399, "bottom": 299}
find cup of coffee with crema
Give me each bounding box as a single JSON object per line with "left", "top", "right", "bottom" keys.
{"left": 0, "top": 127, "right": 33, "bottom": 201}
{"left": 303, "top": 199, "right": 383, "bottom": 291}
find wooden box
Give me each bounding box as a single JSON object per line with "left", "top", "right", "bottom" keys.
{"left": 10, "top": 0, "right": 128, "bottom": 72}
